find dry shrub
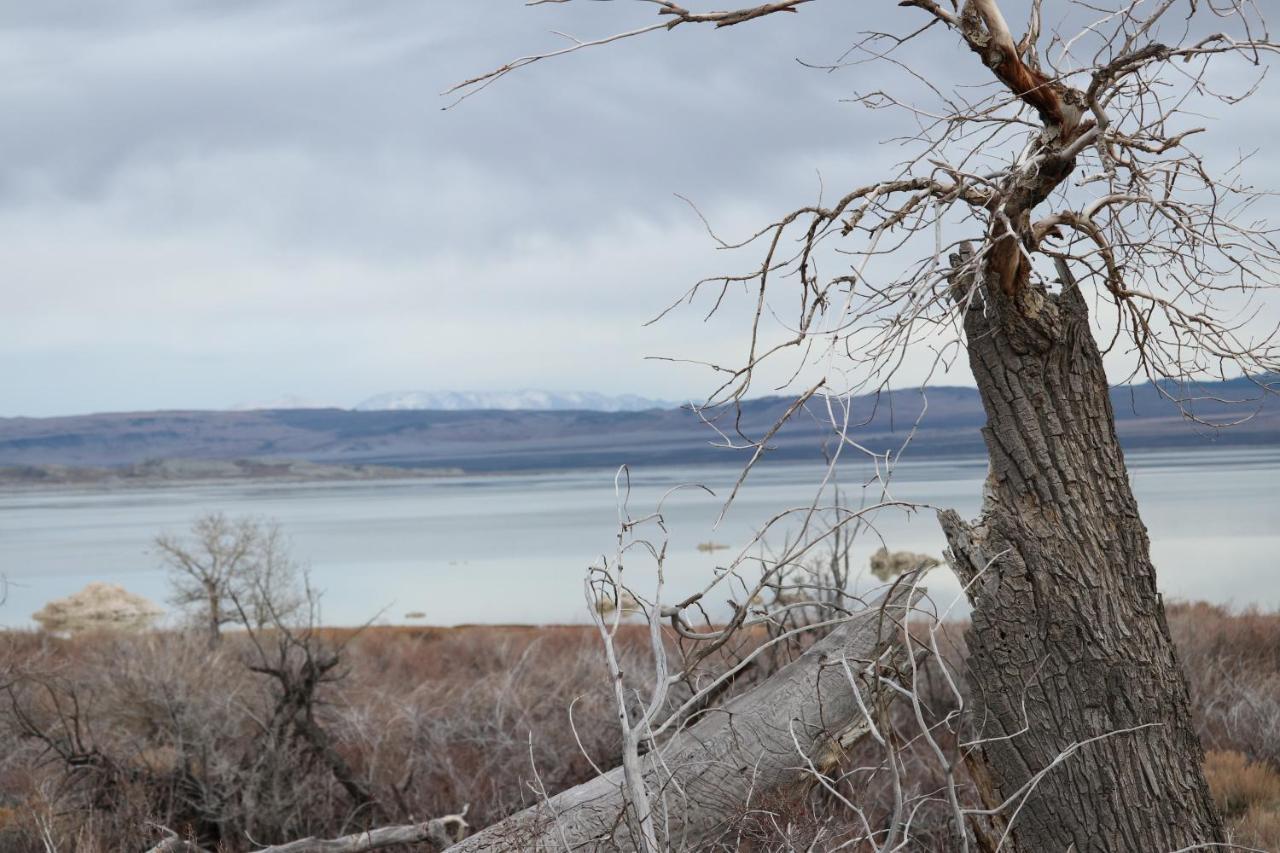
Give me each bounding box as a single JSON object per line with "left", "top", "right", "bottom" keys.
{"left": 1204, "top": 750, "right": 1280, "bottom": 850}
{"left": 1204, "top": 750, "right": 1280, "bottom": 819}
{"left": 0, "top": 623, "right": 659, "bottom": 852}
{"left": 1235, "top": 807, "right": 1280, "bottom": 851}
{"left": 331, "top": 624, "right": 640, "bottom": 828}
{"left": 1167, "top": 602, "right": 1280, "bottom": 769}
{"left": 0, "top": 603, "right": 1275, "bottom": 852}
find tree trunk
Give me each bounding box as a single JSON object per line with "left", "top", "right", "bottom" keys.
{"left": 450, "top": 587, "right": 916, "bottom": 852}
{"left": 939, "top": 257, "right": 1224, "bottom": 851}
{"left": 206, "top": 588, "right": 222, "bottom": 649}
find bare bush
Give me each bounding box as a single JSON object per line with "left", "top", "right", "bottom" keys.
{"left": 0, "top": 621, "right": 662, "bottom": 852}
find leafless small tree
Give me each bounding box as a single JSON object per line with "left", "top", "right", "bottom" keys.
{"left": 155, "top": 513, "right": 303, "bottom": 647}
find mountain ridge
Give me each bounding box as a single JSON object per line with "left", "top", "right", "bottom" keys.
{"left": 1, "top": 377, "right": 1275, "bottom": 476}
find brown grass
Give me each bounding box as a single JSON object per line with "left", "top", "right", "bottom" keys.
{"left": 1204, "top": 750, "right": 1280, "bottom": 849}
{"left": 1204, "top": 750, "right": 1280, "bottom": 819}
{"left": 0, "top": 604, "right": 1275, "bottom": 852}
{"left": 1236, "top": 808, "right": 1280, "bottom": 851}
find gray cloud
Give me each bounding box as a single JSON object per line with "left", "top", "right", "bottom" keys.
{"left": 0, "top": 1, "right": 1276, "bottom": 415}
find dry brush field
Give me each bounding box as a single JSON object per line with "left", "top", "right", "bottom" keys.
{"left": 0, "top": 605, "right": 1276, "bottom": 851}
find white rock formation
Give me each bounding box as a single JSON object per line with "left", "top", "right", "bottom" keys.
{"left": 869, "top": 547, "right": 941, "bottom": 582}
{"left": 33, "top": 582, "right": 164, "bottom": 635}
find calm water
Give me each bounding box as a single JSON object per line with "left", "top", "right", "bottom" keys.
{"left": 0, "top": 448, "right": 1277, "bottom": 628}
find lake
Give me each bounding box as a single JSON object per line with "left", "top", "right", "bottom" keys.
{"left": 1, "top": 447, "right": 1277, "bottom": 628}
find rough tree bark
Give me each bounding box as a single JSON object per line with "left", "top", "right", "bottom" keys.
{"left": 939, "top": 256, "right": 1224, "bottom": 850}
{"left": 450, "top": 587, "right": 916, "bottom": 852}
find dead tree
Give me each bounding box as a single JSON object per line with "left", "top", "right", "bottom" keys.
{"left": 450, "top": 586, "right": 918, "bottom": 852}
{"left": 451, "top": 2, "right": 1280, "bottom": 850}
{"left": 234, "top": 583, "right": 379, "bottom": 825}
{"left": 156, "top": 513, "right": 303, "bottom": 647}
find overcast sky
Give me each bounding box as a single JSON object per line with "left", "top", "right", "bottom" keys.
{"left": 2, "top": 1, "right": 1277, "bottom": 417}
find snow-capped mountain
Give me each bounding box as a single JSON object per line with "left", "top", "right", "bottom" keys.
{"left": 231, "top": 395, "right": 339, "bottom": 411}
{"left": 353, "top": 390, "right": 672, "bottom": 412}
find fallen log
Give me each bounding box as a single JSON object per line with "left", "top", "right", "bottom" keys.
{"left": 451, "top": 586, "right": 918, "bottom": 852}
{"left": 145, "top": 813, "right": 468, "bottom": 853}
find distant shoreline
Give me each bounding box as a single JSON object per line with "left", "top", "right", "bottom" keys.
{"left": 0, "top": 458, "right": 465, "bottom": 490}
{"left": 2, "top": 444, "right": 1275, "bottom": 493}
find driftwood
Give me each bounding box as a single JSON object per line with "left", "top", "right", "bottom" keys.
{"left": 450, "top": 586, "right": 918, "bottom": 852}
{"left": 145, "top": 813, "right": 469, "bottom": 853}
